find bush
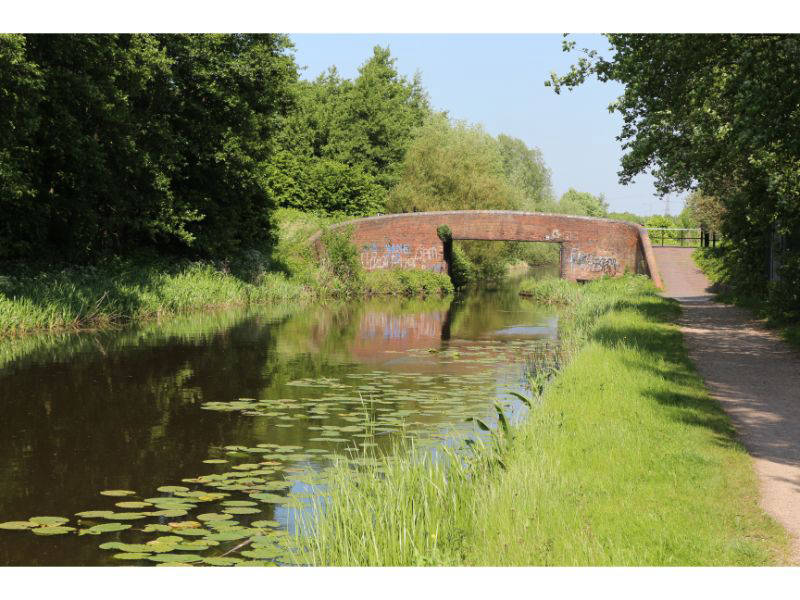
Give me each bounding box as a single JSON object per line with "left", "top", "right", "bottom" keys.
{"left": 319, "top": 226, "right": 365, "bottom": 295}
{"left": 363, "top": 269, "right": 454, "bottom": 297}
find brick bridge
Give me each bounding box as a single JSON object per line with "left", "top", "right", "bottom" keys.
{"left": 312, "top": 210, "right": 662, "bottom": 287}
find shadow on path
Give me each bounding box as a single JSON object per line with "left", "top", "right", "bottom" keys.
{"left": 653, "top": 246, "right": 800, "bottom": 563}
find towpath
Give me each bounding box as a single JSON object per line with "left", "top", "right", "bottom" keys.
{"left": 653, "top": 247, "right": 800, "bottom": 563}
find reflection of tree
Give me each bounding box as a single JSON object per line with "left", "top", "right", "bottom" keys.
{"left": 0, "top": 310, "right": 292, "bottom": 565}
{"left": 0, "top": 289, "right": 556, "bottom": 565}
{"left": 448, "top": 285, "right": 552, "bottom": 339}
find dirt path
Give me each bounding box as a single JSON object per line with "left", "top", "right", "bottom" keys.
{"left": 653, "top": 247, "right": 800, "bottom": 563}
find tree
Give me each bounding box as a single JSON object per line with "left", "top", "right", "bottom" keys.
{"left": 549, "top": 34, "right": 800, "bottom": 316}
{"left": 268, "top": 46, "right": 431, "bottom": 216}
{"left": 556, "top": 188, "right": 609, "bottom": 217}
{"left": 685, "top": 191, "right": 725, "bottom": 232}
{"left": 496, "top": 134, "right": 555, "bottom": 212}
{"left": 0, "top": 34, "right": 298, "bottom": 261}
{"left": 386, "top": 114, "right": 523, "bottom": 214}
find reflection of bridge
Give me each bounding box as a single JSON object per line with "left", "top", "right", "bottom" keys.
{"left": 312, "top": 210, "right": 662, "bottom": 287}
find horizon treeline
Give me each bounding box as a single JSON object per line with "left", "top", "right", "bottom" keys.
{"left": 1, "top": 34, "right": 614, "bottom": 264}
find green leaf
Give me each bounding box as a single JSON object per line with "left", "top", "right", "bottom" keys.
{"left": 32, "top": 526, "right": 75, "bottom": 535}
{"left": 203, "top": 556, "right": 242, "bottom": 566}
{"left": 206, "top": 530, "right": 251, "bottom": 542}
{"left": 249, "top": 493, "right": 285, "bottom": 504}
{"left": 30, "top": 516, "right": 69, "bottom": 527}
{"left": 115, "top": 501, "right": 152, "bottom": 509}
{"left": 156, "top": 485, "right": 189, "bottom": 494}
{"left": 147, "top": 509, "right": 188, "bottom": 518}
{"left": 147, "top": 553, "right": 203, "bottom": 563}
{"left": 222, "top": 507, "right": 260, "bottom": 515}
{"left": 251, "top": 520, "right": 280, "bottom": 528}
{"left": 509, "top": 391, "right": 532, "bottom": 409}
{"left": 221, "top": 500, "right": 258, "bottom": 507}
{"left": 241, "top": 546, "right": 282, "bottom": 559}
{"left": 75, "top": 510, "right": 115, "bottom": 519}
{"left": 80, "top": 523, "right": 132, "bottom": 536}
{"left": 103, "top": 512, "right": 146, "bottom": 521}
{"left": 99, "top": 490, "right": 136, "bottom": 497}
{"left": 99, "top": 542, "right": 126, "bottom": 550}
{"left": 113, "top": 553, "right": 151, "bottom": 560}
{"left": 0, "top": 521, "right": 36, "bottom": 530}
{"left": 197, "top": 513, "right": 233, "bottom": 522}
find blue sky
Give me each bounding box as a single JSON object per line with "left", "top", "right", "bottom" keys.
{"left": 291, "top": 34, "right": 685, "bottom": 216}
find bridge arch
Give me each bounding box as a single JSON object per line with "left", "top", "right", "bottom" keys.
{"left": 311, "top": 210, "right": 662, "bottom": 288}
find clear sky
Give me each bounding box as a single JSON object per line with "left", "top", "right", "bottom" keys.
{"left": 291, "top": 34, "right": 685, "bottom": 216}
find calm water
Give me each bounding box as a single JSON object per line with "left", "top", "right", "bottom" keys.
{"left": 0, "top": 276, "right": 558, "bottom": 566}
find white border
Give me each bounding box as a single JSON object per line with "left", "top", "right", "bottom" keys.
{"left": 1, "top": 1, "right": 797, "bottom": 33}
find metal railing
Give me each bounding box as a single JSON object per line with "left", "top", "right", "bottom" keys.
{"left": 645, "top": 227, "right": 719, "bottom": 248}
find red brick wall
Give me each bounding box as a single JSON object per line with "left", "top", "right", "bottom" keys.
{"left": 311, "top": 211, "right": 663, "bottom": 288}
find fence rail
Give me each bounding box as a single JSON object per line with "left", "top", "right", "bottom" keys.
{"left": 645, "top": 227, "right": 719, "bottom": 248}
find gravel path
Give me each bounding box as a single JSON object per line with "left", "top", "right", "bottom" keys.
{"left": 653, "top": 247, "right": 800, "bottom": 563}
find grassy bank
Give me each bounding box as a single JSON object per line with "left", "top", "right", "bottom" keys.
{"left": 693, "top": 247, "right": 800, "bottom": 349}
{"left": 0, "top": 208, "right": 452, "bottom": 337}
{"left": 293, "top": 275, "right": 788, "bottom": 566}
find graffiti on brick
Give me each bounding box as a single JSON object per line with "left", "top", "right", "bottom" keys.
{"left": 569, "top": 248, "right": 619, "bottom": 274}
{"left": 360, "top": 243, "right": 443, "bottom": 271}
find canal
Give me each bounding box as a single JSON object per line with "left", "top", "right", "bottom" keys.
{"left": 0, "top": 273, "right": 559, "bottom": 566}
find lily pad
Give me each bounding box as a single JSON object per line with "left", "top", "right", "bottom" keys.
{"left": 175, "top": 542, "right": 212, "bottom": 551}
{"left": 168, "top": 521, "right": 201, "bottom": 530}
{"left": 222, "top": 507, "right": 260, "bottom": 515}
{"left": 173, "top": 528, "right": 210, "bottom": 537}
{"left": 206, "top": 530, "right": 251, "bottom": 542}
{"left": 103, "top": 512, "right": 146, "bottom": 521}
{"left": 147, "top": 509, "right": 188, "bottom": 518}
{"left": 115, "top": 501, "right": 151, "bottom": 509}
{"left": 147, "top": 553, "right": 203, "bottom": 563}
{"left": 250, "top": 493, "right": 285, "bottom": 504}
{"left": 203, "top": 557, "right": 243, "bottom": 566}
{"left": 113, "top": 552, "right": 151, "bottom": 560}
{"left": 30, "top": 516, "right": 69, "bottom": 527}
{"left": 0, "top": 521, "right": 36, "bottom": 530}
{"left": 32, "top": 526, "right": 75, "bottom": 536}
{"left": 149, "top": 535, "right": 183, "bottom": 545}
{"left": 156, "top": 485, "right": 189, "bottom": 494}
{"left": 203, "top": 459, "right": 228, "bottom": 464}
{"left": 108, "top": 543, "right": 154, "bottom": 553}
{"left": 221, "top": 500, "right": 258, "bottom": 507}
{"left": 197, "top": 513, "right": 232, "bottom": 522}
{"left": 80, "top": 523, "right": 132, "bottom": 536}
{"left": 75, "top": 510, "right": 115, "bottom": 519}
{"left": 100, "top": 490, "right": 136, "bottom": 497}
{"left": 241, "top": 547, "right": 282, "bottom": 559}
{"left": 251, "top": 520, "right": 280, "bottom": 528}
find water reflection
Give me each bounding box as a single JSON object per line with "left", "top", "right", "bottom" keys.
{"left": 0, "top": 278, "right": 557, "bottom": 566}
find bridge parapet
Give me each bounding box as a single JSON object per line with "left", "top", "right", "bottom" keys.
{"left": 311, "top": 210, "right": 662, "bottom": 288}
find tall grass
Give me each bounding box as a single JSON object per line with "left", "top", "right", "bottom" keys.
{"left": 0, "top": 258, "right": 306, "bottom": 337}
{"left": 292, "top": 275, "right": 789, "bottom": 565}
{"left": 294, "top": 441, "right": 487, "bottom": 566}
